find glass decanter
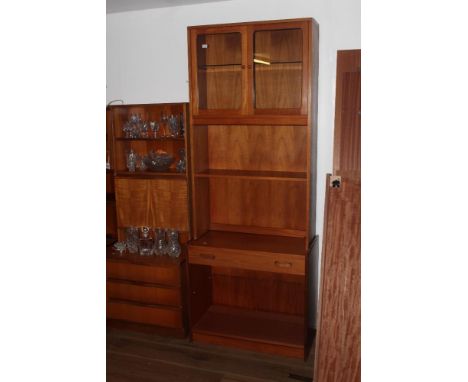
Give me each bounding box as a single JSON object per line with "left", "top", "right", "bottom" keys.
{"left": 166, "top": 229, "right": 181, "bottom": 258}
{"left": 153, "top": 228, "right": 167, "bottom": 256}
{"left": 126, "top": 149, "right": 138, "bottom": 172}
{"left": 139, "top": 226, "right": 153, "bottom": 256}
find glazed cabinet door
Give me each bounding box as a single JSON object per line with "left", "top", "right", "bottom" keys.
{"left": 189, "top": 26, "right": 248, "bottom": 116}
{"left": 250, "top": 20, "right": 310, "bottom": 115}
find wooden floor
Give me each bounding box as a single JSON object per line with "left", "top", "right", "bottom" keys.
{"left": 107, "top": 328, "right": 314, "bottom": 382}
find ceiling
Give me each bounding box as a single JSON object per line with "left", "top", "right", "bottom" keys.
{"left": 107, "top": 0, "right": 233, "bottom": 13}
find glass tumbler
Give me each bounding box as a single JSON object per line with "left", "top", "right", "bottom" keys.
{"left": 166, "top": 229, "right": 181, "bottom": 258}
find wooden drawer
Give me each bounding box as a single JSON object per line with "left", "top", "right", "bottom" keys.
{"left": 107, "top": 300, "right": 182, "bottom": 328}
{"left": 189, "top": 246, "right": 305, "bottom": 276}
{"left": 107, "top": 281, "right": 181, "bottom": 307}
{"left": 107, "top": 261, "right": 180, "bottom": 286}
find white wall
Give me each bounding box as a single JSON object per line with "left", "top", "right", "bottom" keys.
{"left": 107, "top": 0, "right": 360, "bottom": 327}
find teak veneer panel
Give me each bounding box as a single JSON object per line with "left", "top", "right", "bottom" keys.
{"left": 212, "top": 267, "right": 305, "bottom": 315}
{"left": 107, "top": 261, "right": 181, "bottom": 286}
{"left": 189, "top": 246, "right": 305, "bottom": 276}
{"left": 205, "top": 125, "right": 307, "bottom": 172}
{"left": 333, "top": 50, "right": 361, "bottom": 178}
{"left": 314, "top": 177, "right": 361, "bottom": 382}
{"left": 107, "top": 280, "right": 181, "bottom": 307}
{"left": 209, "top": 177, "right": 307, "bottom": 232}
{"left": 107, "top": 301, "right": 182, "bottom": 328}
{"left": 114, "top": 177, "right": 189, "bottom": 232}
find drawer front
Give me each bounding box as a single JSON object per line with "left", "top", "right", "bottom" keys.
{"left": 107, "top": 261, "right": 180, "bottom": 286}
{"left": 189, "top": 247, "right": 305, "bottom": 275}
{"left": 107, "top": 281, "right": 181, "bottom": 307}
{"left": 107, "top": 301, "right": 182, "bottom": 328}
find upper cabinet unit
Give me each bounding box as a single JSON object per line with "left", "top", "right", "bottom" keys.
{"left": 188, "top": 19, "right": 313, "bottom": 124}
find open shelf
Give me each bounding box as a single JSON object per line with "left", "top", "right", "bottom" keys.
{"left": 192, "top": 305, "right": 304, "bottom": 351}
{"left": 195, "top": 169, "right": 307, "bottom": 181}
{"left": 190, "top": 230, "right": 306, "bottom": 256}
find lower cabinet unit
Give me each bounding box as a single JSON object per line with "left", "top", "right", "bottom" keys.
{"left": 187, "top": 231, "right": 317, "bottom": 359}
{"left": 106, "top": 253, "right": 188, "bottom": 336}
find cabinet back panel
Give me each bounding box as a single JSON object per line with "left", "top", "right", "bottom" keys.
{"left": 209, "top": 178, "right": 306, "bottom": 231}
{"left": 199, "top": 68, "right": 243, "bottom": 110}
{"left": 206, "top": 125, "right": 307, "bottom": 172}
{"left": 212, "top": 267, "right": 305, "bottom": 315}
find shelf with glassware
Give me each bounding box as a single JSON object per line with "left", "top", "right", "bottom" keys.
{"left": 107, "top": 102, "right": 191, "bottom": 336}
{"left": 110, "top": 103, "right": 188, "bottom": 178}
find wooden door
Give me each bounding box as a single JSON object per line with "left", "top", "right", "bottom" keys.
{"left": 250, "top": 20, "right": 310, "bottom": 116}
{"left": 314, "top": 49, "right": 361, "bottom": 382}
{"left": 189, "top": 25, "right": 248, "bottom": 117}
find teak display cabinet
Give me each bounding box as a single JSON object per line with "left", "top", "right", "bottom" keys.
{"left": 106, "top": 103, "right": 191, "bottom": 336}
{"left": 189, "top": 19, "right": 312, "bottom": 125}
{"left": 187, "top": 18, "right": 319, "bottom": 359}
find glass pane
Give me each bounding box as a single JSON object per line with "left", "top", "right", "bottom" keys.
{"left": 254, "top": 28, "right": 303, "bottom": 110}
{"left": 196, "top": 33, "right": 242, "bottom": 110}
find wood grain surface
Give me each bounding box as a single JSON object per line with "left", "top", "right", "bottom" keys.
{"left": 314, "top": 49, "right": 361, "bottom": 382}
{"left": 333, "top": 49, "right": 361, "bottom": 178}
{"left": 314, "top": 177, "right": 361, "bottom": 382}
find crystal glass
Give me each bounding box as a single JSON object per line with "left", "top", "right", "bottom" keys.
{"left": 125, "top": 226, "right": 139, "bottom": 254}
{"left": 150, "top": 121, "right": 160, "bottom": 138}
{"left": 139, "top": 226, "right": 153, "bottom": 256}
{"left": 166, "top": 229, "right": 181, "bottom": 258}
{"left": 123, "top": 121, "right": 132, "bottom": 138}
{"left": 176, "top": 148, "right": 186, "bottom": 173}
{"left": 140, "top": 121, "right": 149, "bottom": 138}
{"left": 113, "top": 241, "right": 127, "bottom": 256}
{"left": 160, "top": 112, "right": 168, "bottom": 137}
{"left": 168, "top": 114, "right": 180, "bottom": 137}
{"left": 153, "top": 228, "right": 167, "bottom": 256}
{"left": 126, "top": 149, "right": 138, "bottom": 172}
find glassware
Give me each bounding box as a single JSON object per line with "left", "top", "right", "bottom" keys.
{"left": 150, "top": 121, "right": 160, "bottom": 138}
{"left": 139, "top": 226, "right": 153, "bottom": 256}
{"left": 168, "top": 114, "right": 180, "bottom": 137}
{"left": 140, "top": 121, "right": 149, "bottom": 138}
{"left": 153, "top": 228, "right": 167, "bottom": 256}
{"left": 126, "top": 149, "right": 138, "bottom": 172}
{"left": 160, "top": 112, "right": 168, "bottom": 137}
{"left": 176, "top": 148, "right": 186, "bottom": 173}
{"left": 125, "top": 226, "right": 139, "bottom": 254}
{"left": 113, "top": 241, "right": 127, "bottom": 256}
{"left": 138, "top": 155, "right": 148, "bottom": 171}
{"left": 166, "top": 229, "right": 181, "bottom": 258}
{"left": 123, "top": 121, "right": 132, "bottom": 138}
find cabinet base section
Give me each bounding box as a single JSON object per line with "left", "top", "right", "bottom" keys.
{"left": 107, "top": 319, "right": 187, "bottom": 338}
{"left": 191, "top": 305, "right": 306, "bottom": 359}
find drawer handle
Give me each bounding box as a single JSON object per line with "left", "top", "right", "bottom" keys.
{"left": 274, "top": 261, "right": 293, "bottom": 268}
{"left": 199, "top": 253, "right": 216, "bottom": 260}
